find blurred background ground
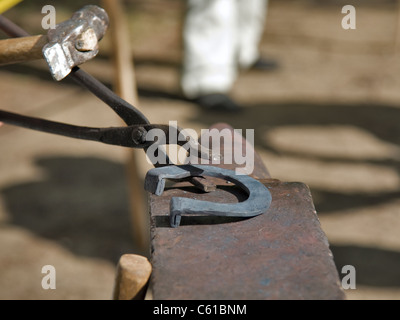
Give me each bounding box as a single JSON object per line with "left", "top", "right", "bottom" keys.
{"left": 1, "top": 0, "right": 400, "bottom": 299}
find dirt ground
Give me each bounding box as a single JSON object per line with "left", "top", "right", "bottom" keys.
{"left": 1, "top": 0, "right": 400, "bottom": 300}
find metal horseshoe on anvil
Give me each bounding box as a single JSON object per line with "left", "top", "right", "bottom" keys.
{"left": 145, "top": 165, "right": 272, "bottom": 228}
{"left": 0, "top": 5, "right": 272, "bottom": 227}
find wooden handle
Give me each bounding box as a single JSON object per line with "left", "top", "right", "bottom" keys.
{"left": 112, "top": 254, "right": 152, "bottom": 300}
{"left": 0, "top": 35, "right": 47, "bottom": 65}
{"left": 101, "top": 0, "right": 150, "bottom": 254}
{"left": 101, "top": 0, "right": 139, "bottom": 106}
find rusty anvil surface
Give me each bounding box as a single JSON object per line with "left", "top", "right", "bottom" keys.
{"left": 148, "top": 125, "right": 345, "bottom": 300}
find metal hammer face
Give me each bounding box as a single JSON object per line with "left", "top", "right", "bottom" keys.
{"left": 42, "top": 5, "right": 109, "bottom": 81}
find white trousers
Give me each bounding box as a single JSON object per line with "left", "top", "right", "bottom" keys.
{"left": 181, "top": 0, "right": 268, "bottom": 99}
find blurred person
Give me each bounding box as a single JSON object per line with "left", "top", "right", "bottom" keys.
{"left": 181, "top": 0, "right": 277, "bottom": 112}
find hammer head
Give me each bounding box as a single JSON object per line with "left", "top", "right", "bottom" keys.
{"left": 42, "top": 5, "right": 109, "bottom": 81}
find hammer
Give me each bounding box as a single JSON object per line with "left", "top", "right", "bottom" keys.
{"left": 0, "top": 5, "right": 109, "bottom": 80}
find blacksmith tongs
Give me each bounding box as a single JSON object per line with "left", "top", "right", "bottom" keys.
{"left": 0, "top": 66, "right": 212, "bottom": 163}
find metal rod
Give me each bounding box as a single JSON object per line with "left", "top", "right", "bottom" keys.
{"left": 0, "top": 109, "right": 140, "bottom": 148}
{"left": 0, "top": 14, "right": 29, "bottom": 37}
{"left": 69, "top": 67, "right": 150, "bottom": 126}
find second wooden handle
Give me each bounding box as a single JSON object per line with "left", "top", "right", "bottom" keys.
{"left": 0, "top": 35, "right": 48, "bottom": 65}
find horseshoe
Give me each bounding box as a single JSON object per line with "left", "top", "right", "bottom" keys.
{"left": 144, "top": 165, "right": 272, "bottom": 228}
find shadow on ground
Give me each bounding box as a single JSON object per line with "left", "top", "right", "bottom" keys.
{"left": 332, "top": 245, "right": 400, "bottom": 287}
{"left": 1, "top": 156, "right": 141, "bottom": 264}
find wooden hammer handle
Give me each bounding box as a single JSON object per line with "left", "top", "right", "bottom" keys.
{"left": 0, "top": 35, "right": 48, "bottom": 65}
{"left": 112, "top": 254, "right": 152, "bottom": 300}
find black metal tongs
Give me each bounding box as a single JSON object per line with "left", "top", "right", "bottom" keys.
{"left": 0, "top": 66, "right": 213, "bottom": 163}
